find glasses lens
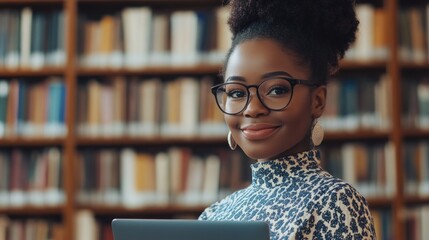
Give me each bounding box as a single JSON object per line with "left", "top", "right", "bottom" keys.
{"left": 258, "top": 79, "right": 293, "bottom": 110}
{"left": 215, "top": 83, "right": 248, "bottom": 114}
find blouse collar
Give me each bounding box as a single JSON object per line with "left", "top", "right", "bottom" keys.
{"left": 250, "top": 149, "right": 321, "bottom": 189}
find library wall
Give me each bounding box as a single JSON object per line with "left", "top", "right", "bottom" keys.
{"left": 0, "top": 0, "right": 429, "bottom": 240}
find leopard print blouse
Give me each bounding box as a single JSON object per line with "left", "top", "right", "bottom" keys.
{"left": 199, "top": 149, "right": 376, "bottom": 240}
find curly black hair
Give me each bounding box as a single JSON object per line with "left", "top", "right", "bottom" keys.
{"left": 224, "top": 0, "right": 359, "bottom": 85}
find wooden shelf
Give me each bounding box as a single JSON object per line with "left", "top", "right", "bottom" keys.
{"left": 77, "top": 0, "right": 222, "bottom": 8}
{"left": 77, "top": 64, "right": 222, "bottom": 77}
{"left": 367, "top": 197, "right": 394, "bottom": 208}
{"left": 0, "top": 0, "right": 63, "bottom": 5}
{"left": 0, "top": 0, "right": 422, "bottom": 239}
{"left": 75, "top": 131, "right": 390, "bottom": 146}
{"left": 400, "top": 62, "right": 429, "bottom": 70}
{"left": 403, "top": 128, "right": 429, "bottom": 138}
{"left": 339, "top": 59, "right": 387, "bottom": 69}
{"left": 76, "top": 136, "right": 227, "bottom": 147}
{"left": 0, "top": 137, "right": 65, "bottom": 147}
{"left": 324, "top": 129, "right": 390, "bottom": 141}
{"left": 0, "top": 67, "right": 65, "bottom": 77}
{"left": 77, "top": 204, "right": 206, "bottom": 216}
{"left": 0, "top": 206, "right": 64, "bottom": 215}
{"left": 405, "top": 196, "right": 429, "bottom": 205}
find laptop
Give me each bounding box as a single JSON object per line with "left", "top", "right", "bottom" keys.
{"left": 111, "top": 218, "right": 270, "bottom": 240}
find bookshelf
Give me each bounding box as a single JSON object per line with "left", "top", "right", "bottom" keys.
{"left": 0, "top": 0, "right": 429, "bottom": 239}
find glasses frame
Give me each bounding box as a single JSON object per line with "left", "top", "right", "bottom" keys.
{"left": 211, "top": 77, "right": 320, "bottom": 115}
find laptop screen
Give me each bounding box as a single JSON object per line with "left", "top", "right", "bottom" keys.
{"left": 112, "top": 219, "right": 270, "bottom": 240}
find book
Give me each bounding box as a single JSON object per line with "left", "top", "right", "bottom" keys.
{"left": 155, "top": 152, "right": 170, "bottom": 205}
{"left": 99, "top": 82, "right": 114, "bottom": 136}
{"left": 75, "top": 210, "right": 98, "bottom": 240}
{"left": 170, "top": 11, "right": 198, "bottom": 65}
{"left": 0, "top": 215, "right": 8, "bottom": 240}
{"left": 202, "top": 155, "right": 221, "bottom": 204}
{"left": 373, "top": 8, "right": 388, "bottom": 60}
{"left": 150, "top": 13, "right": 170, "bottom": 65}
{"left": 30, "top": 10, "right": 46, "bottom": 69}
{"left": 409, "top": 8, "right": 426, "bottom": 63}
{"left": 354, "top": 4, "right": 375, "bottom": 60}
{"left": 5, "top": 10, "right": 20, "bottom": 69}
{"left": 45, "top": 79, "right": 66, "bottom": 137}
{"left": 20, "top": 7, "right": 32, "bottom": 68}
{"left": 140, "top": 78, "right": 162, "bottom": 136}
{"left": 9, "top": 150, "right": 25, "bottom": 206}
{"left": 0, "top": 81, "right": 8, "bottom": 137}
{"left": 417, "top": 79, "right": 429, "bottom": 128}
{"left": 178, "top": 77, "right": 199, "bottom": 136}
{"left": 0, "top": 153, "right": 10, "bottom": 206}
{"left": 120, "top": 149, "right": 157, "bottom": 208}
{"left": 399, "top": 8, "right": 413, "bottom": 62}
{"left": 122, "top": 7, "right": 152, "bottom": 68}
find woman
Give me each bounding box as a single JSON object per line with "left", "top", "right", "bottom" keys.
{"left": 199, "top": 0, "right": 376, "bottom": 239}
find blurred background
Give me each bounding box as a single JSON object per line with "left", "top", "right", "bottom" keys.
{"left": 0, "top": 0, "right": 428, "bottom": 239}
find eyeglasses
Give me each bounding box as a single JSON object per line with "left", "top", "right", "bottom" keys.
{"left": 211, "top": 77, "right": 319, "bottom": 115}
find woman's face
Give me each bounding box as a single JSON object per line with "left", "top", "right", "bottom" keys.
{"left": 224, "top": 38, "right": 326, "bottom": 162}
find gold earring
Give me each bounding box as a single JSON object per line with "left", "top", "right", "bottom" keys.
{"left": 227, "top": 131, "right": 237, "bottom": 150}
{"left": 311, "top": 120, "right": 324, "bottom": 147}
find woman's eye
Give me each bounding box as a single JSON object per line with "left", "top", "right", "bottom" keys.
{"left": 267, "top": 86, "right": 290, "bottom": 96}
{"left": 227, "top": 90, "right": 246, "bottom": 98}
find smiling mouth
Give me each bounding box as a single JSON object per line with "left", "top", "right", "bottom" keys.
{"left": 241, "top": 124, "right": 279, "bottom": 140}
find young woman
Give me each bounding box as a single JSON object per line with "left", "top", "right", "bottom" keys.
{"left": 199, "top": 0, "right": 376, "bottom": 239}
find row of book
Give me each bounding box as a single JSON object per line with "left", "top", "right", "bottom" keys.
{"left": 320, "top": 75, "right": 391, "bottom": 131}
{"left": 2, "top": 74, "right": 423, "bottom": 139}
{"left": 3, "top": 4, "right": 429, "bottom": 71}
{"left": 402, "top": 77, "right": 429, "bottom": 129}
{"left": 320, "top": 142, "right": 396, "bottom": 198}
{"left": 76, "top": 76, "right": 226, "bottom": 138}
{"left": 75, "top": 147, "right": 251, "bottom": 208}
{"left": 398, "top": 5, "right": 429, "bottom": 64}
{"left": 0, "top": 148, "right": 64, "bottom": 207}
{"left": 403, "top": 141, "right": 429, "bottom": 196}
{"left": 404, "top": 206, "right": 429, "bottom": 240}
{"left": 77, "top": 6, "right": 231, "bottom": 68}
{"left": 0, "top": 216, "right": 64, "bottom": 240}
{"left": 0, "top": 78, "right": 67, "bottom": 138}
{"left": 0, "top": 8, "right": 65, "bottom": 70}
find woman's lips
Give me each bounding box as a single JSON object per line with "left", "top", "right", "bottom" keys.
{"left": 241, "top": 124, "right": 279, "bottom": 140}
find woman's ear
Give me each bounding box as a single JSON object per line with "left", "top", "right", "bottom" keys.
{"left": 311, "top": 85, "right": 327, "bottom": 118}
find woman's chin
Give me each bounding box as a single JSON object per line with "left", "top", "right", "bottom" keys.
{"left": 240, "top": 148, "right": 280, "bottom": 162}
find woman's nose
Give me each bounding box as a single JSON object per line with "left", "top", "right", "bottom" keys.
{"left": 242, "top": 89, "right": 270, "bottom": 117}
